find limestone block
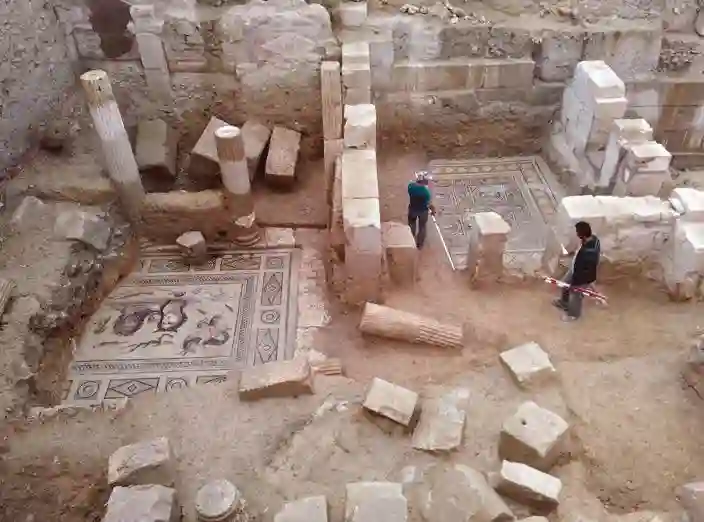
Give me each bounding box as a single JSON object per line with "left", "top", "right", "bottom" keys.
{"left": 345, "top": 247, "right": 383, "bottom": 304}
{"left": 555, "top": 196, "right": 607, "bottom": 250}
{"left": 190, "top": 116, "right": 228, "bottom": 178}
{"left": 626, "top": 141, "right": 672, "bottom": 172}
{"left": 666, "top": 221, "right": 704, "bottom": 280}
{"left": 382, "top": 221, "right": 417, "bottom": 285}
{"left": 238, "top": 357, "right": 314, "bottom": 400}
{"left": 573, "top": 61, "right": 626, "bottom": 99}
{"left": 324, "top": 138, "right": 344, "bottom": 183}
{"left": 103, "top": 485, "right": 179, "bottom": 522}
{"left": 322, "top": 61, "right": 343, "bottom": 141}
{"left": 345, "top": 482, "right": 407, "bottom": 522}
{"left": 499, "top": 401, "right": 569, "bottom": 471}
{"left": 343, "top": 197, "right": 382, "bottom": 253}
{"left": 265, "top": 126, "right": 301, "bottom": 189}
{"left": 345, "top": 87, "right": 372, "bottom": 106}
{"left": 242, "top": 120, "right": 271, "bottom": 180}
{"left": 176, "top": 231, "right": 207, "bottom": 261}
{"left": 136, "top": 119, "right": 178, "bottom": 178}
{"left": 391, "top": 61, "right": 472, "bottom": 92}
{"left": 344, "top": 104, "right": 377, "bottom": 150}
{"left": 336, "top": 2, "right": 367, "bottom": 27}
{"left": 473, "top": 211, "right": 512, "bottom": 238}
{"left": 496, "top": 461, "right": 562, "bottom": 508}
{"left": 678, "top": 482, "right": 704, "bottom": 522}
{"left": 537, "top": 33, "right": 583, "bottom": 82}
{"left": 342, "top": 61, "right": 372, "bottom": 92}
{"left": 108, "top": 437, "right": 174, "bottom": 487}
{"left": 598, "top": 118, "right": 653, "bottom": 188}
{"left": 342, "top": 149, "right": 378, "bottom": 200}
{"left": 613, "top": 169, "right": 670, "bottom": 198}
{"left": 265, "top": 227, "right": 296, "bottom": 248}
{"left": 275, "top": 496, "right": 328, "bottom": 522}
{"left": 499, "top": 342, "right": 556, "bottom": 388}
{"left": 482, "top": 59, "right": 535, "bottom": 89}
{"left": 671, "top": 188, "right": 704, "bottom": 222}
{"left": 135, "top": 32, "right": 168, "bottom": 71}
{"left": 54, "top": 210, "right": 111, "bottom": 251}
{"left": 420, "top": 464, "right": 514, "bottom": 522}
{"left": 363, "top": 377, "right": 418, "bottom": 427}
{"left": 343, "top": 42, "right": 371, "bottom": 67}
{"left": 412, "top": 388, "right": 469, "bottom": 452}
{"left": 195, "top": 479, "right": 245, "bottom": 522}
{"left": 466, "top": 212, "right": 510, "bottom": 282}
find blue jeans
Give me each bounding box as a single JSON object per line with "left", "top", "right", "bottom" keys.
{"left": 558, "top": 268, "right": 586, "bottom": 318}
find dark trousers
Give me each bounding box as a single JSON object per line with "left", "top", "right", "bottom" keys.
{"left": 557, "top": 268, "right": 587, "bottom": 318}
{"left": 408, "top": 210, "right": 429, "bottom": 248}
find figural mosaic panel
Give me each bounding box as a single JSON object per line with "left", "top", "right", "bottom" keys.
{"left": 65, "top": 249, "right": 300, "bottom": 404}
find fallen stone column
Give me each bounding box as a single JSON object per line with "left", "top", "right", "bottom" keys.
{"left": 359, "top": 302, "right": 464, "bottom": 349}
{"left": 214, "top": 125, "right": 261, "bottom": 247}
{"left": 80, "top": 70, "right": 145, "bottom": 225}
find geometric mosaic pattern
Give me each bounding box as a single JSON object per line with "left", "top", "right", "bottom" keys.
{"left": 428, "top": 156, "right": 561, "bottom": 271}
{"left": 65, "top": 249, "right": 300, "bottom": 405}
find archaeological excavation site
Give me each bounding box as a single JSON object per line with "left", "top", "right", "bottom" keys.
{"left": 5, "top": 0, "right": 704, "bottom": 520}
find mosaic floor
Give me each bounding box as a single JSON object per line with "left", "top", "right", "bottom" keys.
{"left": 428, "top": 156, "right": 562, "bottom": 271}
{"left": 64, "top": 249, "right": 300, "bottom": 405}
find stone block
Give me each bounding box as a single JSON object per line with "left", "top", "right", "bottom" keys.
{"left": 342, "top": 149, "right": 378, "bottom": 200}
{"left": 324, "top": 138, "right": 344, "bottom": 183}
{"left": 11, "top": 196, "right": 47, "bottom": 227}
{"left": 265, "top": 126, "right": 301, "bottom": 189}
{"left": 238, "top": 357, "right": 314, "bottom": 400}
{"left": 678, "top": 482, "right": 704, "bottom": 522}
{"left": 499, "top": 401, "right": 569, "bottom": 471}
{"left": 136, "top": 119, "right": 178, "bottom": 178}
{"left": 343, "top": 197, "right": 382, "bottom": 253}
{"left": 390, "top": 61, "right": 471, "bottom": 92}
{"left": 242, "top": 120, "right": 271, "bottom": 180}
{"left": 345, "top": 482, "right": 407, "bottom": 522}
{"left": 499, "top": 342, "right": 556, "bottom": 388}
{"left": 135, "top": 32, "right": 168, "bottom": 71}
{"left": 467, "top": 212, "right": 510, "bottom": 282}
{"left": 613, "top": 169, "right": 670, "bottom": 197}
{"left": 473, "top": 211, "right": 512, "bottom": 237}
{"left": 382, "top": 221, "right": 417, "bottom": 285}
{"left": 598, "top": 118, "right": 653, "bottom": 188}
{"left": 342, "top": 41, "right": 371, "bottom": 66}
{"left": 176, "top": 231, "right": 207, "bottom": 261}
{"left": 363, "top": 377, "right": 418, "bottom": 427}
{"left": 336, "top": 2, "right": 367, "bottom": 27}
{"left": 574, "top": 61, "right": 626, "bottom": 99}
{"left": 344, "top": 104, "right": 377, "bottom": 150}
{"left": 344, "top": 86, "right": 372, "bottom": 106}
{"left": 626, "top": 142, "right": 672, "bottom": 172}
{"left": 265, "top": 227, "right": 296, "bottom": 248}
{"left": 103, "top": 485, "right": 179, "bottom": 522}
{"left": 322, "top": 61, "right": 343, "bottom": 141}
{"left": 190, "top": 116, "right": 229, "bottom": 178}
{"left": 275, "top": 496, "right": 328, "bottom": 522}
{"left": 496, "top": 461, "right": 562, "bottom": 508}
{"left": 671, "top": 188, "right": 704, "bottom": 222}
{"left": 420, "top": 464, "right": 514, "bottom": 522}
{"left": 330, "top": 157, "right": 345, "bottom": 255}
{"left": 54, "top": 210, "right": 111, "bottom": 251}
{"left": 555, "top": 196, "right": 607, "bottom": 250}
{"left": 343, "top": 61, "right": 372, "bottom": 93}
{"left": 108, "top": 437, "right": 174, "bottom": 487}
{"left": 195, "top": 479, "right": 245, "bottom": 522}
{"left": 482, "top": 59, "right": 535, "bottom": 89}
{"left": 412, "top": 388, "right": 469, "bottom": 452}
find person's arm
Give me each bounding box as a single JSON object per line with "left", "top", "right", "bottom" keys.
{"left": 425, "top": 187, "right": 436, "bottom": 215}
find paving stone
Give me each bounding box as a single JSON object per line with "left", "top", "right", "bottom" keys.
{"left": 420, "top": 464, "right": 514, "bottom": 522}
{"left": 238, "top": 357, "right": 314, "bottom": 400}
{"left": 363, "top": 377, "right": 418, "bottom": 427}
{"left": 265, "top": 126, "right": 301, "bottom": 189}
{"left": 274, "top": 496, "right": 328, "bottom": 522}
{"left": 103, "top": 485, "right": 179, "bottom": 522}
{"left": 499, "top": 342, "right": 556, "bottom": 388}
{"left": 242, "top": 120, "right": 271, "bottom": 180}
{"left": 54, "top": 209, "right": 111, "bottom": 251}
{"left": 136, "top": 119, "right": 178, "bottom": 178}
{"left": 345, "top": 482, "right": 407, "bottom": 522}
{"left": 11, "top": 196, "right": 47, "bottom": 227}
{"left": 190, "top": 116, "right": 229, "bottom": 178}
{"left": 496, "top": 460, "right": 562, "bottom": 509}
{"left": 195, "top": 479, "right": 243, "bottom": 522}
{"left": 108, "top": 437, "right": 174, "bottom": 486}
{"left": 412, "top": 388, "right": 468, "bottom": 452}
{"left": 499, "top": 401, "right": 569, "bottom": 471}
{"left": 678, "top": 482, "right": 704, "bottom": 522}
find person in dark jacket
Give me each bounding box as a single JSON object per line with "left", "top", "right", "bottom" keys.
{"left": 407, "top": 171, "right": 436, "bottom": 249}
{"left": 552, "top": 221, "right": 601, "bottom": 321}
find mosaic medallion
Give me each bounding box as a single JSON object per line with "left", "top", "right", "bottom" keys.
{"left": 428, "top": 156, "right": 562, "bottom": 271}
{"left": 65, "top": 249, "right": 300, "bottom": 404}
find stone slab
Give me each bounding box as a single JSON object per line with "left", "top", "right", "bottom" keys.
{"left": 574, "top": 60, "right": 625, "bottom": 99}
{"left": 344, "top": 104, "right": 376, "bottom": 150}
{"left": 341, "top": 149, "right": 378, "bottom": 200}
{"left": 190, "top": 116, "right": 229, "bottom": 178}
{"left": 336, "top": 2, "right": 367, "bottom": 28}
{"left": 499, "top": 342, "right": 556, "bottom": 388}
{"left": 473, "top": 211, "right": 511, "bottom": 237}
{"left": 136, "top": 119, "right": 178, "bottom": 178}
{"left": 496, "top": 461, "right": 562, "bottom": 508}
{"left": 671, "top": 188, "right": 704, "bottom": 222}
{"left": 108, "top": 437, "right": 174, "bottom": 486}
{"left": 54, "top": 209, "right": 111, "bottom": 251}
{"left": 499, "top": 401, "right": 569, "bottom": 471}
{"left": 265, "top": 126, "right": 301, "bottom": 189}
{"left": 345, "top": 482, "right": 407, "bottom": 522}
{"left": 239, "top": 357, "right": 314, "bottom": 400}
{"left": 242, "top": 120, "right": 271, "bottom": 181}
{"left": 382, "top": 221, "right": 417, "bottom": 285}
{"left": 626, "top": 141, "right": 672, "bottom": 172}
{"left": 363, "top": 377, "right": 418, "bottom": 427}
{"left": 275, "top": 496, "right": 328, "bottom": 522}
{"left": 412, "top": 388, "right": 469, "bottom": 452}
{"left": 342, "top": 41, "right": 371, "bottom": 66}
{"left": 103, "top": 485, "right": 179, "bottom": 522}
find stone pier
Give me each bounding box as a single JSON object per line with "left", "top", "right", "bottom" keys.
{"left": 130, "top": 5, "right": 171, "bottom": 103}
{"left": 322, "top": 61, "right": 343, "bottom": 181}
{"left": 597, "top": 119, "right": 653, "bottom": 192}
{"left": 612, "top": 141, "right": 672, "bottom": 197}
{"left": 466, "top": 212, "right": 511, "bottom": 284}
{"left": 214, "top": 125, "right": 261, "bottom": 247}
{"left": 80, "top": 70, "right": 145, "bottom": 225}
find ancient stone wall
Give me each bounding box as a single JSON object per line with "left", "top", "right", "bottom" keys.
{"left": 0, "top": 0, "right": 77, "bottom": 173}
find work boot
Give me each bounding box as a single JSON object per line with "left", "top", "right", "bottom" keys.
{"left": 552, "top": 299, "right": 567, "bottom": 311}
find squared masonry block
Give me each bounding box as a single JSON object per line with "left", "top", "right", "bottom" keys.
{"left": 382, "top": 221, "right": 417, "bottom": 285}
{"left": 345, "top": 482, "right": 407, "bottom": 522}
{"left": 482, "top": 59, "right": 535, "bottom": 89}
{"left": 574, "top": 60, "right": 626, "bottom": 99}
{"left": 321, "top": 61, "right": 343, "bottom": 141}
{"left": 135, "top": 32, "right": 168, "bottom": 71}
{"left": 467, "top": 212, "right": 510, "bottom": 282}
{"left": 344, "top": 104, "right": 376, "bottom": 150}
{"left": 239, "top": 358, "right": 314, "bottom": 400}
{"left": 265, "top": 126, "right": 301, "bottom": 190}
{"left": 343, "top": 61, "right": 372, "bottom": 107}
{"left": 411, "top": 387, "right": 469, "bottom": 452}
{"left": 613, "top": 169, "right": 670, "bottom": 197}
{"left": 626, "top": 141, "right": 672, "bottom": 172}
{"left": 499, "top": 342, "right": 556, "bottom": 388}
{"left": 497, "top": 461, "right": 562, "bottom": 508}
{"left": 343, "top": 41, "right": 371, "bottom": 66}
{"left": 363, "top": 377, "right": 418, "bottom": 426}
{"left": 189, "top": 116, "right": 229, "bottom": 178}
{"left": 390, "top": 61, "right": 471, "bottom": 92}
{"left": 336, "top": 1, "right": 367, "bottom": 27}
{"left": 274, "top": 496, "right": 328, "bottom": 522}
{"left": 342, "top": 149, "right": 378, "bottom": 200}
{"left": 136, "top": 119, "right": 178, "bottom": 178}
{"left": 555, "top": 196, "right": 608, "bottom": 250}
{"left": 598, "top": 118, "right": 653, "bottom": 188}
{"left": 330, "top": 157, "right": 345, "bottom": 255}
{"left": 499, "top": 401, "right": 569, "bottom": 471}
{"left": 242, "top": 120, "right": 271, "bottom": 181}
{"left": 345, "top": 87, "right": 372, "bottom": 105}
{"left": 324, "top": 138, "right": 344, "bottom": 187}
{"left": 108, "top": 437, "right": 174, "bottom": 487}
{"left": 668, "top": 221, "right": 704, "bottom": 280}
{"left": 671, "top": 188, "right": 704, "bottom": 222}
{"left": 343, "top": 197, "right": 382, "bottom": 303}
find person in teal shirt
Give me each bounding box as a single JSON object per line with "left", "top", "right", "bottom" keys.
{"left": 407, "top": 171, "right": 436, "bottom": 249}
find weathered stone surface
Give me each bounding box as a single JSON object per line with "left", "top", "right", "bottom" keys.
{"left": 420, "top": 464, "right": 514, "bottom": 522}
{"left": 108, "top": 437, "right": 174, "bottom": 487}
{"left": 499, "top": 342, "right": 556, "bottom": 388}
{"left": 265, "top": 228, "right": 296, "bottom": 248}
{"left": 239, "top": 357, "right": 314, "bottom": 400}
{"left": 11, "top": 196, "right": 48, "bottom": 227}
{"left": 190, "top": 116, "right": 229, "bottom": 178}
{"left": 499, "top": 401, "right": 569, "bottom": 471}
{"left": 136, "top": 119, "right": 178, "bottom": 178}
{"left": 382, "top": 221, "right": 417, "bottom": 285}
{"left": 412, "top": 388, "right": 469, "bottom": 452}
{"left": 176, "top": 231, "right": 207, "bottom": 261}
{"left": 336, "top": 2, "right": 368, "bottom": 27}
{"left": 54, "top": 210, "right": 111, "bottom": 251}
{"left": 496, "top": 461, "right": 562, "bottom": 508}
{"left": 275, "top": 495, "right": 328, "bottom": 522}
{"left": 242, "top": 120, "right": 271, "bottom": 180}
{"left": 363, "top": 377, "right": 418, "bottom": 427}
{"left": 0, "top": 278, "right": 15, "bottom": 320}
{"left": 103, "top": 485, "right": 179, "bottom": 522}
{"left": 344, "top": 104, "right": 377, "bottom": 150}
{"left": 265, "top": 126, "right": 301, "bottom": 189}
{"left": 341, "top": 149, "right": 379, "bottom": 200}
{"left": 195, "top": 479, "right": 244, "bottom": 522}
{"left": 678, "top": 482, "right": 704, "bottom": 522}
{"left": 345, "top": 482, "right": 407, "bottom": 522}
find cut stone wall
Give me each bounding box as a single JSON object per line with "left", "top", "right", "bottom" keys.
{"left": 0, "top": 0, "right": 77, "bottom": 173}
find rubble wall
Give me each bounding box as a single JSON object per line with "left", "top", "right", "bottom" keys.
{"left": 0, "top": 0, "right": 77, "bottom": 173}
